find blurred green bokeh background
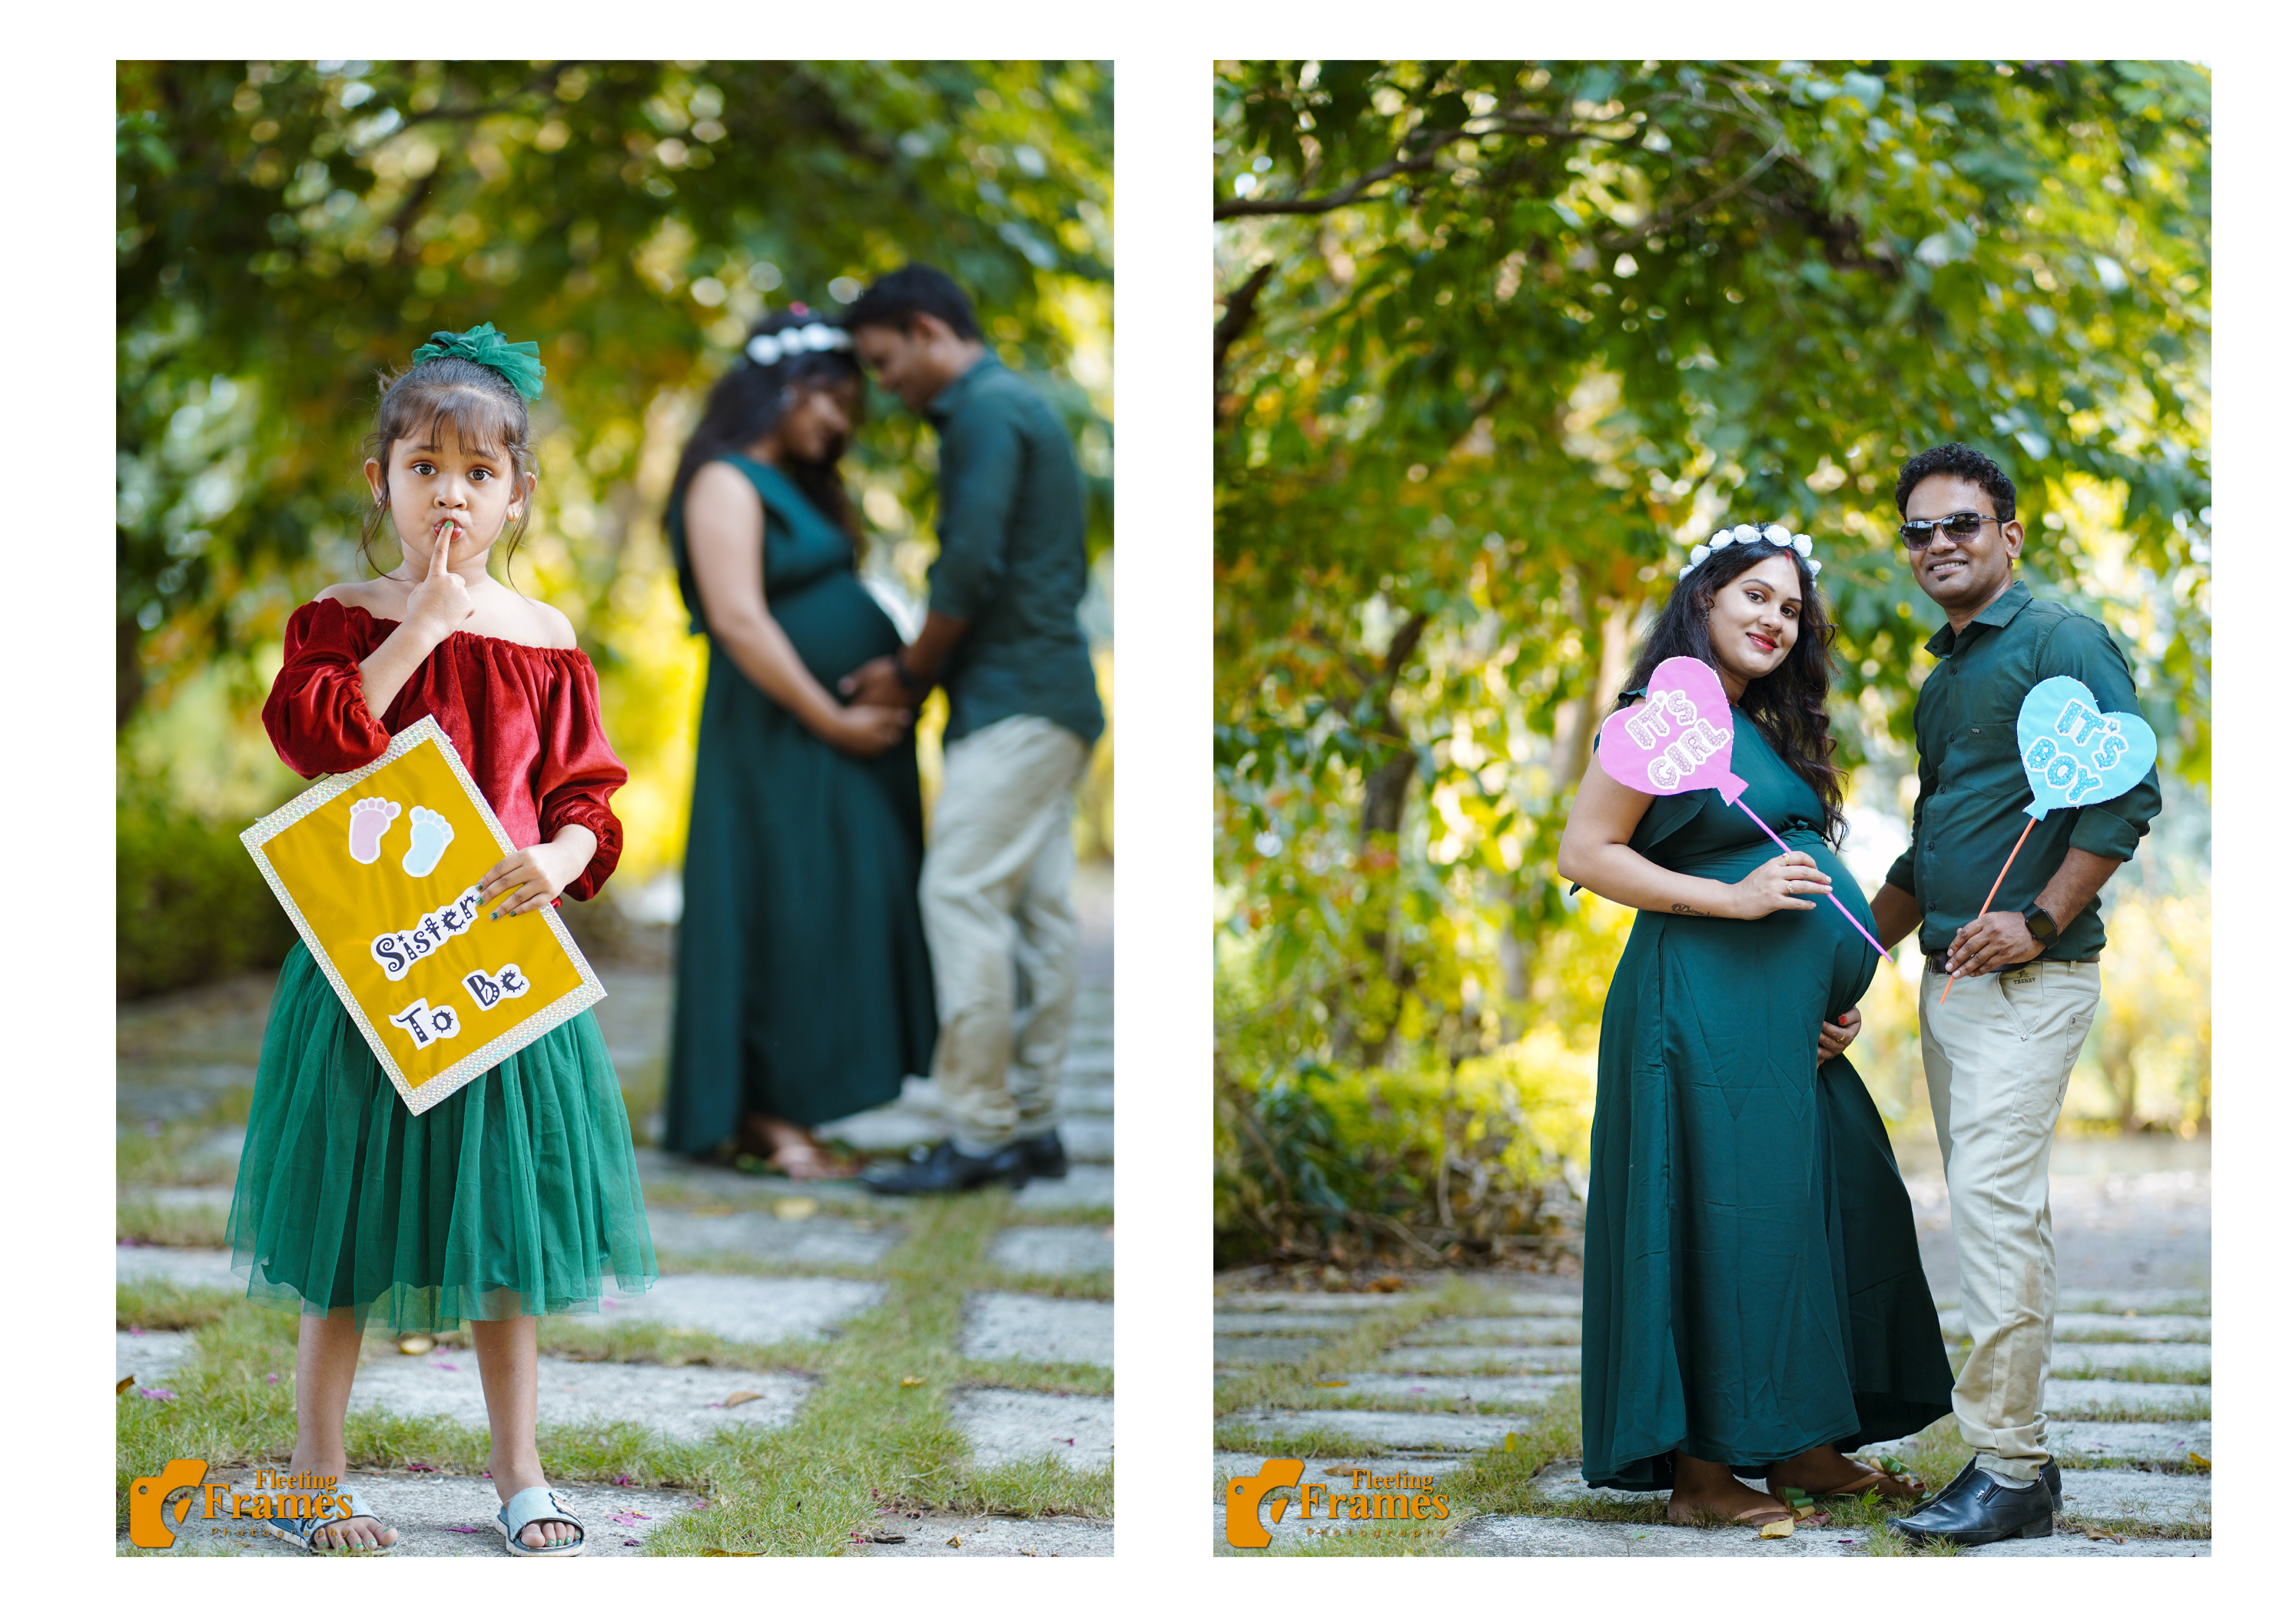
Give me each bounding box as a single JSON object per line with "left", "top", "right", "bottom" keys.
{"left": 118, "top": 60, "right": 1113, "bottom": 998}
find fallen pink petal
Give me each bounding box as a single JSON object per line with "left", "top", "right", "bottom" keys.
{"left": 138, "top": 1387, "right": 178, "bottom": 1400}
{"left": 444, "top": 1525, "right": 482, "bottom": 1533}
{"left": 407, "top": 1462, "right": 438, "bottom": 1472}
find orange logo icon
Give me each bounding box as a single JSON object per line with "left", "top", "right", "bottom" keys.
{"left": 128, "top": 1459, "right": 210, "bottom": 1549}
{"left": 1224, "top": 1457, "right": 1306, "bottom": 1549}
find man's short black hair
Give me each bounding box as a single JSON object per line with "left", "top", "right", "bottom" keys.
{"left": 1896, "top": 442, "right": 2017, "bottom": 523}
{"left": 841, "top": 264, "right": 983, "bottom": 341}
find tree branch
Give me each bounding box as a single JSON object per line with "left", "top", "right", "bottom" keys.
{"left": 1595, "top": 131, "right": 1793, "bottom": 252}
{"left": 1213, "top": 260, "right": 1277, "bottom": 410}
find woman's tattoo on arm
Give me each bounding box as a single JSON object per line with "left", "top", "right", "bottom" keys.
{"left": 1670, "top": 902, "right": 1713, "bottom": 916}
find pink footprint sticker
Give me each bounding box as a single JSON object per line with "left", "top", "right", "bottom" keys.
{"left": 347, "top": 797, "right": 403, "bottom": 865}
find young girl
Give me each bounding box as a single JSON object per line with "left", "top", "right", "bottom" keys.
{"left": 229, "top": 324, "right": 656, "bottom": 1556}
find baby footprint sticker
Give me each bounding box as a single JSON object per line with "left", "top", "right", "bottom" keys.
{"left": 346, "top": 798, "right": 403, "bottom": 865}
{"left": 401, "top": 805, "right": 456, "bottom": 878}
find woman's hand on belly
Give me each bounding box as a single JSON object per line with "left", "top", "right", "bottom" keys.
{"left": 1817, "top": 1006, "right": 1860, "bottom": 1065}
{"left": 820, "top": 699, "right": 914, "bottom": 759}
{"left": 1730, "top": 850, "right": 1830, "bottom": 918}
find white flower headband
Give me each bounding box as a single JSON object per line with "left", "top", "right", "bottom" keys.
{"left": 745, "top": 322, "right": 853, "bottom": 367}
{"left": 1678, "top": 522, "right": 1821, "bottom": 580}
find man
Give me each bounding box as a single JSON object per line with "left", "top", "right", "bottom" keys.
{"left": 838, "top": 265, "right": 1106, "bottom": 1194}
{"left": 1870, "top": 443, "right": 2162, "bottom": 1546}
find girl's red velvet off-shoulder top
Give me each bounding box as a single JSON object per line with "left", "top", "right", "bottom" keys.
{"left": 262, "top": 599, "right": 626, "bottom": 902}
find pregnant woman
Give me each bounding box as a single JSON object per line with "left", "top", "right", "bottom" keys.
{"left": 1556, "top": 526, "right": 1953, "bottom": 1526}
{"left": 660, "top": 311, "right": 937, "bottom": 1177}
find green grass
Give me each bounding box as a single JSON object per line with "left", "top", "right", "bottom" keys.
{"left": 117, "top": 1098, "right": 251, "bottom": 1188}
{"left": 1295, "top": 1386, "right": 1568, "bottom": 1414}
{"left": 2051, "top": 1396, "right": 2211, "bottom": 1421}
{"left": 1216, "top": 1516, "right": 1464, "bottom": 1557}
{"left": 2060, "top": 1296, "right": 2211, "bottom": 1317}
{"left": 2052, "top": 1360, "right": 2211, "bottom": 1385}
{"left": 116, "top": 1200, "right": 232, "bottom": 1247}
{"left": 1213, "top": 1280, "right": 1493, "bottom": 1420}
{"left": 1213, "top": 1426, "right": 1395, "bottom": 1460}
{"left": 118, "top": 1280, "right": 241, "bottom": 1333}
{"left": 1444, "top": 1388, "right": 1586, "bottom": 1513}
{"left": 2055, "top": 1450, "right": 2212, "bottom": 1473}
{"left": 118, "top": 1184, "right": 1113, "bottom": 1554}
{"left": 2062, "top": 1511, "right": 2211, "bottom": 1541}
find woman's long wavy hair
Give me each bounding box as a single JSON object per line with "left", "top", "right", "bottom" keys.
{"left": 667, "top": 311, "right": 863, "bottom": 542}
{"left": 1617, "top": 539, "right": 1847, "bottom": 845}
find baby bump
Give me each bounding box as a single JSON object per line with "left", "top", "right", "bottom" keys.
{"left": 769, "top": 573, "right": 905, "bottom": 686}
{"left": 1667, "top": 833, "right": 1879, "bottom": 1015}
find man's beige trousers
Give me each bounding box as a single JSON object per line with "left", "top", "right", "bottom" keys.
{"left": 922, "top": 715, "right": 1090, "bottom": 1154}
{"left": 1919, "top": 958, "right": 2101, "bottom": 1483}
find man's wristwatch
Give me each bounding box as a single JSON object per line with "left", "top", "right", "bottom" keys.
{"left": 892, "top": 656, "right": 927, "bottom": 693}
{"left": 2020, "top": 901, "right": 2059, "bottom": 948}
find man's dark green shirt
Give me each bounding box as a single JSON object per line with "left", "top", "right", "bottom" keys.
{"left": 1884, "top": 578, "right": 2161, "bottom": 958}
{"left": 923, "top": 354, "right": 1105, "bottom": 748}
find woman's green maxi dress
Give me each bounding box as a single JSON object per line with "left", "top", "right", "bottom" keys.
{"left": 1580, "top": 700, "right": 1953, "bottom": 1490}
{"left": 661, "top": 457, "right": 937, "bottom": 1151}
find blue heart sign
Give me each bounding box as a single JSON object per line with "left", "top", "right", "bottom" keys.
{"left": 2014, "top": 675, "right": 2158, "bottom": 821}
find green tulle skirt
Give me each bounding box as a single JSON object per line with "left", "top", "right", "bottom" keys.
{"left": 225, "top": 943, "right": 657, "bottom": 1334}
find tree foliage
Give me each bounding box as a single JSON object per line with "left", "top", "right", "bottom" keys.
{"left": 1212, "top": 60, "right": 2210, "bottom": 1255}
{"left": 118, "top": 59, "right": 1114, "bottom": 733}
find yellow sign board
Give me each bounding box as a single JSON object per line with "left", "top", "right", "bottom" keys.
{"left": 241, "top": 715, "right": 605, "bottom": 1114}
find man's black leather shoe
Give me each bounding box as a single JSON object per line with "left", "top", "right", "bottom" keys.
{"left": 1014, "top": 1130, "right": 1067, "bottom": 1181}
{"left": 2041, "top": 1456, "right": 2062, "bottom": 1509}
{"left": 1888, "top": 1458, "right": 2055, "bottom": 1546}
{"left": 862, "top": 1140, "right": 1030, "bottom": 1196}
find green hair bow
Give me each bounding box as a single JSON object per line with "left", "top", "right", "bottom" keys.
{"left": 410, "top": 322, "right": 546, "bottom": 400}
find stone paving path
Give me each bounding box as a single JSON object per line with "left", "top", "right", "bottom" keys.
{"left": 119, "top": 867, "right": 1114, "bottom": 1557}
{"left": 1214, "top": 1144, "right": 2208, "bottom": 1556}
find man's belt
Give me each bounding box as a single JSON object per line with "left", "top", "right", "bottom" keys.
{"left": 1926, "top": 949, "right": 2102, "bottom": 975}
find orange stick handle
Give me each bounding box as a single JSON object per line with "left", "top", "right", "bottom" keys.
{"left": 1939, "top": 815, "right": 2039, "bottom": 1002}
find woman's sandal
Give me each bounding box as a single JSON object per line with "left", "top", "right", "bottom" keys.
{"left": 736, "top": 1141, "right": 859, "bottom": 1181}
{"left": 496, "top": 1485, "right": 586, "bottom": 1557}
{"left": 1770, "top": 1455, "right": 1926, "bottom": 1509}
{"left": 264, "top": 1486, "right": 396, "bottom": 1553}
{"left": 1671, "top": 1499, "right": 1797, "bottom": 1529}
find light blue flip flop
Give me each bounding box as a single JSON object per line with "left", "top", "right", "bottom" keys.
{"left": 496, "top": 1485, "right": 586, "bottom": 1557}
{"left": 265, "top": 1485, "right": 396, "bottom": 1553}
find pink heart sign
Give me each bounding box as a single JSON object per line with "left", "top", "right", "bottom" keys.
{"left": 1596, "top": 656, "right": 1749, "bottom": 804}
{"left": 1591, "top": 655, "right": 1890, "bottom": 961}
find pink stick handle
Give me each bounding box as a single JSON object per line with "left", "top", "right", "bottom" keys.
{"left": 1732, "top": 799, "right": 1891, "bottom": 961}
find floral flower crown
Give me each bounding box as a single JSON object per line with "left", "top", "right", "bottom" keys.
{"left": 745, "top": 320, "right": 854, "bottom": 367}
{"left": 1678, "top": 523, "right": 1820, "bottom": 580}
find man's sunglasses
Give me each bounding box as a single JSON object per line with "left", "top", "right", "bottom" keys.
{"left": 1899, "top": 511, "right": 2005, "bottom": 550}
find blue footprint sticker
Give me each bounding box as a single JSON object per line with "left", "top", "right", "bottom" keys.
{"left": 401, "top": 805, "right": 456, "bottom": 878}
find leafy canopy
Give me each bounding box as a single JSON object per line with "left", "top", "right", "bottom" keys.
{"left": 118, "top": 59, "right": 1114, "bottom": 733}
{"left": 1213, "top": 58, "right": 2208, "bottom": 1084}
